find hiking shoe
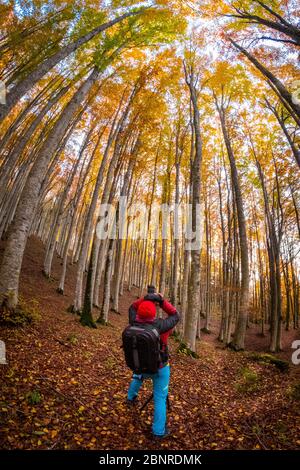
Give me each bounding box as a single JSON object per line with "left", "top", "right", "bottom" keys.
{"left": 153, "top": 427, "right": 170, "bottom": 439}
{"left": 126, "top": 397, "right": 137, "bottom": 407}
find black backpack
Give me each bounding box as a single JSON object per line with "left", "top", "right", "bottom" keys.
{"left": 122, "top": 323, "right": 161, "bottom": 374}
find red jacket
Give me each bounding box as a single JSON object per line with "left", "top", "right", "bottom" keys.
{"left": 129, "top": 298, "right": 180, "bottom": 364}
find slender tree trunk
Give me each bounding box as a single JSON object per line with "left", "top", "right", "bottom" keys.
{"left": 0, "top": 86, "right": 70, "bottom": 204}
{"left": 72, "top": 109, "right": 120, "bottom": 312}
{"left": 264, "top": 99, "right": 300, "bottom": 168}
{"left": 171, "top": 131, "right": 182, "bottom": 306}
{"left": 0, "top": 67, "right": 100, "bottom": 311}
{"left": 216, "top": 99, "right": 249, "bottom": 351}
{"left": 0, "top": 9, "right": 145, "bottom": 121}
{"left": 112, "top": 140, "right": 140, "bottom": 311}
{"left": 229, "top": 39, "right": 300, "bottom": 123}
{"left": 43, "top": 125, "right": 94, "bottom": 277}
{"left": 227, "top": 4, "right": 300, "bottom": 45}
{"left": 183, "top": 64, "right": 203, "bottom": 352}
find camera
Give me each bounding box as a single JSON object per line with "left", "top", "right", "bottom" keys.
{"left": 145, "top": 286, "right": 162, "bottom": 304}
{"left": 147, "top": 285, "right": 156, "bottom": 294}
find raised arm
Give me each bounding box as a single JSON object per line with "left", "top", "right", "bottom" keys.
{"left": 157, "top": 300, "right": 180, "bottom": 334}
{"left": 128, "top": 298, "right": 144, "bottom": 325}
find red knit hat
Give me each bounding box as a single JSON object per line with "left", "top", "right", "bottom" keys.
{"left": 137, "top": 300, "right": 156, "bottom": 321}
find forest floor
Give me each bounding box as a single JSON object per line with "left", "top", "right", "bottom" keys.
{"left": 0, "top": 236, "right": 299, "bottom": 450}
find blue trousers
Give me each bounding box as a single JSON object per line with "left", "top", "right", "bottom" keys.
{"left": 127, "top": 364, "right": 170, "bottom": 436}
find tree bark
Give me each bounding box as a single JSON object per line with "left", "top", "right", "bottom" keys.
{"left": 0, "top": 9, "right": 145, "bottom": 121}
{"left": 0, "top": 67, "right": 100, "bottom": 311}
{"left": 229, "top": 39, "right": 300, "bottom": 122}
{"left": 215, "top": 98, "right": 250, "bottom": 351}
{"left": 183, "top": 63, "right": 203, "bottom": 352}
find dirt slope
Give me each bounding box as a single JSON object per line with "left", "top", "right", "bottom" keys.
{"left": 0, "top": 236, "right": 299, "bottom": 450}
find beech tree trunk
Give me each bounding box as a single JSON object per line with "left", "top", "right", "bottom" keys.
{"left": 0, "top": 9, "right": 144, "bottom": 121}
{"left": 230, "top": 39, "right": 300, "bottom": 124}
{"left": 0, "top": 67, "right": 100, "bottom": 311}
{"left": 183, "top": 63, "right": 203, "bottom": 352}
{"left": 216, "top": 98, "right": 249, "bottom": 351}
